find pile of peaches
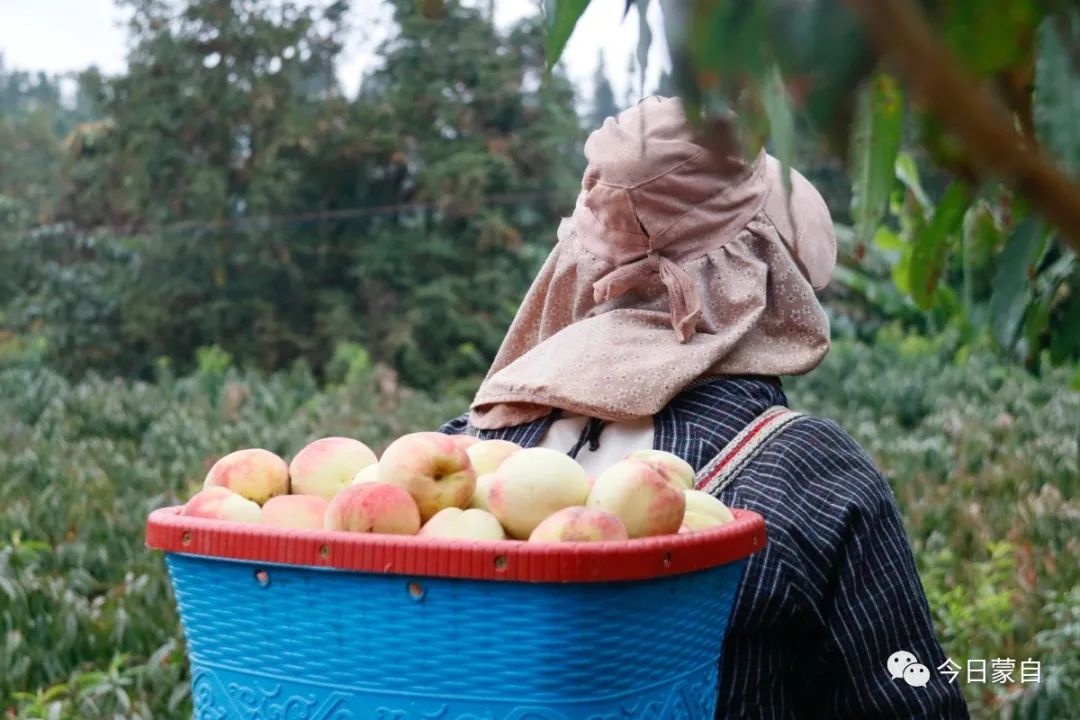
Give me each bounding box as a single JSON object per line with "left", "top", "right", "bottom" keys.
{"left": 181, "top": 432, "right": 734, "bottom": 543}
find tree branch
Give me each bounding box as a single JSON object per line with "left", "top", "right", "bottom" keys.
{"left": 845, "top": 0, "right": 1080, "bottom": 254}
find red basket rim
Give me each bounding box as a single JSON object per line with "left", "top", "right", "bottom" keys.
{"left": 145, "top": 506, "right": 765, "bottom": 584}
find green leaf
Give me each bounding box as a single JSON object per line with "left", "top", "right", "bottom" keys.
{"left": 762, "top": 64, "right": 795, "bottom": 191}
{"left": 989, "top": 217, "right": 1049, "bottom": 349}
{"left": 963, "top": 200, "right": 1005, "bottom": 261}
{"left": 895, "top": 151, "right": 930, "bottom": 211}
{"left": 891, "top": 245, "right": 913, "bottom": 295}
{"left": 1034, "top": 15, "right": 1080, "bottom": 174}
{"left": 1023, "top": 290, "right": 1055, "bottom": 363}
{"left": 1042, "top": 254, "right": 1080, "bottom": 363}
{"left": 944, "top": 0, "right": 1041, "bottom": 75}
{"left": 874, "top": 226, "right": 905, "bottom": 253}
{"left": 768, "top": 0, "right": 872, "bottom": 149}
{"left": 1050, "top": 302, "right": 1080, "bottom": 362}
{"left": 831, "top": 265, "right": 920, "bottom": 320}
{"left": 545, "top": 0, "right": 592, "bottom": 71}
{"left": 167, "top": 681, "right": 191, "bottom": 712}
{"left": 909, "top": 181, "right": 972, "bottom": 309}
{"left": 683, "top": 0, "right": 771, "bottom": 157}
{"left": 659, "top": 0, "right": 700, "bottom": 110}
{"left": 850, "top": 75, "right": 904, "bottom": 248}
{"left": 693, "top": 1, "right": 769, "bottom": 75}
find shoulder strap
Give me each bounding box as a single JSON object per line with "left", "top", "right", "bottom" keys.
{"left": 694, "top": 405, "right": 805, "bottom": 497}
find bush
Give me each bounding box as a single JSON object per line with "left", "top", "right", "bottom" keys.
{"left": 0, "top": 355, "right": 467, "bottom": 718}
{"left": 787, "top": 333, "right": 1079, "bottom": 718}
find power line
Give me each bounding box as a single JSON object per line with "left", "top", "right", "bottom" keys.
{"left": 88, "top": 188, "right": 567, "bottom": 237}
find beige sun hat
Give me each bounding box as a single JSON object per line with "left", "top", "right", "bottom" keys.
{"left": 469, "top": 96, "right": 836, "bottom": 430}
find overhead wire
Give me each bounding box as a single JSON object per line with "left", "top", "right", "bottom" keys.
{"left": 62, "top": 188, "right": 567, "bottom": 238}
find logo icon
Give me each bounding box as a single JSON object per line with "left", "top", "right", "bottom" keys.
{"left": 887, "top": 650, "right": 930, "bottom": 687}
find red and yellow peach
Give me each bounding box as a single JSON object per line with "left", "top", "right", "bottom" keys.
{"left": 203, "top": 448, "right": 289, "bottom": 505}
{"left": 419, "top": 507, "right": 507, "bottom": 541}
{"left": 182, "top": 486, "right": 262, "bottom": 523}
{"left": 324, "top": 482, "right": 421, "bottom": 535}
{"left": 487, "top": 448, "right": 590, "bottom": 539}
{"left": 626, "top": 449, "right": 695, "bottom": 490}
{"left": 465, "top": 439, "right": 521, "bottom": 476}
{"left": 260, "top": 494, "right": 329, "bottom": 529}
{"left": 378, "top": 432, "right": 476, "bottom": 521}
{"left": 528, "top": 506, "right": 628, "bottom": 543}
{"left": 587, "top": 459, "right": 686, "bottom": 538}
{"left": 290, "top": 437, "right": 377, "bottom": 501}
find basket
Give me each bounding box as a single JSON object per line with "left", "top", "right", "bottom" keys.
{"left": 146, "top": 505, "right": 766, "bottom": 719}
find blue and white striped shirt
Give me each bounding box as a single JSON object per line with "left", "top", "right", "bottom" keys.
{"left": 440, "top": 376, "right": 970, "bottom": 719}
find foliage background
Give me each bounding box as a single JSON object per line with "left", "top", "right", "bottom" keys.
{"left": 1, "top": 0, "right": 1078, "bottom": 718}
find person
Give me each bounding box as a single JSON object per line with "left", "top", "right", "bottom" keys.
{"left": 439, "top": 96, "right": 969, "bottom": 718}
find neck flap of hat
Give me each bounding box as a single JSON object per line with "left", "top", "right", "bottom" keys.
{"left": 468, "top": 97, "right": 833, "bottom": 430}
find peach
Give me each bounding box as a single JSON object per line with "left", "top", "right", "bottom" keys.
{"left": 587, "top": 460, "right": 686, "bottom": 538}
{"left": 289, "top": 437, "right": 377, "bottom": 501}
{"left": 680, "top": 511, "right": 728, "bottom": 531}
{"left": 627, "top": 449, "right": 695, "bottom": 490}
{"left": 487, "top": 448, "right": 589, "bottom": 539}
{"left": 182, "top": 487, "right": 262, "bottom": 523}
{"left": 418, "top": 508, "right": 507, "bottom": 541}
{"left": 683, "top": 489, "right": 735, "bottom": 524}
{"left": 324, "top": 482, "right": 421, "bottom": 535}
{"left": 378, "top": 432, "right": 476, "bottom": 521}
{"left": 465, "top": 439, "right": 521, "bottom": 476}
{"left": 203, "top": 448, "right": 289, "bottom": 505}
{"left": 469, "top": 473, "right": 497, "bottom": 512}
{"left": 351, "top": 464, "right": 380, "bottom": 485}
{"left": 260, "top": 494, "right": 329, "bottom": 529}
{"left": 528, "top": 506, "right": 628, "bottom": 543}
{"left": 451, "top": 434, "right": 481, "bottom": 450}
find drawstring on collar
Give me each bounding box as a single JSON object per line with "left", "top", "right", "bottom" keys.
{"left": 567, "top": 417, "right": 606, "bottom": 459}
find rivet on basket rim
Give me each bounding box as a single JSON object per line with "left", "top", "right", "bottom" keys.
{"left": 407, "top": 581, "right": 425, "bottom": 601}
{"left": 493, "top": 555, "right": 508, "bottom": 572}
{"left": 319, "top": 544, "right": 330, "bottom": 559}
{"left": 181, "top": 531, "right": 192, "bottom": 546}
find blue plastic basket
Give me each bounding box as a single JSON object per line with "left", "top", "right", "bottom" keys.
{"left": 147, "top": 506, "right": 765, "bottom": 719}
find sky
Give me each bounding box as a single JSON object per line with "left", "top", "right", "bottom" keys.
{"left": 0, "top": 0, "right": 670, "bottom": 111}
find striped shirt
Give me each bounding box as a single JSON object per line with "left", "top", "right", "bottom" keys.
{"left": 440, "top": 376, "right": 970, "bottom": 719}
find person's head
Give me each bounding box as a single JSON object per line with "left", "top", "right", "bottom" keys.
{"left": 469, "top": 97, "right": 836, "bottom": 429}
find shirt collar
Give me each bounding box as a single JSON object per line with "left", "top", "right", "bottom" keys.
{"left": 470, "top": 376, "right": 787, "bottom": 452}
